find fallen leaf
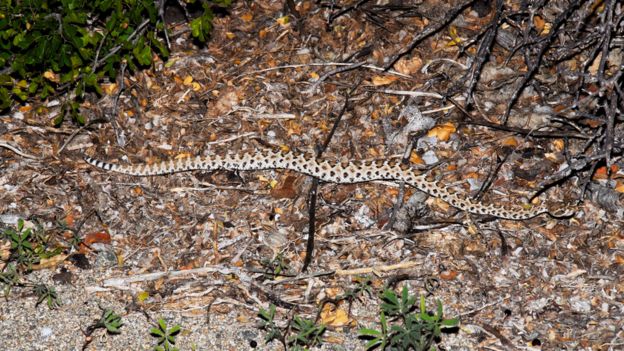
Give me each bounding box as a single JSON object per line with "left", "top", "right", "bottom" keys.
{"left": 320, "top": 305, "right": 352, "bottom": 327}
{"left": 440, "top": 270, "right": 458, "bottom": 280}
{"left": 502, "top": 137, "right": 519, "bottom": 147}
{"left": 271, "top": 175, "right": 299, "bottom": 199}
{"left": 395, "top": 56, "right": 423, "bottom": 75}
{"left": 240, "top": 12, "right": 253, "bottom": 22}
{"left": 42, "top": 70, "right": 60, "bottom": 83}
{"left": 533, "top": 16, "right": 545, "bottom": 33}
{"left": 83, "top": 231, "right": 111, "bottom": 246}
{"left": 552, "top": 139, "right": 565, "bottom": 151}
{"left": 276, "top": 15, "right": 290, "bottom": 26}
{"left": 137, "top": 291, "right": 149, "bottom": 302}
{"left": 410, "top": 151, "right": 424, "bottom": 165}
{"left": 32, "top": 254, "right": 68, "bottom": 270}
{"left": 371, "top": 75, "right": 399, "bottom": 86}
{"left": 427, "top": 123, "right": 456, "bottom": 141}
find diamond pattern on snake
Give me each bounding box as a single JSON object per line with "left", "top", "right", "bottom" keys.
{"left": 84, "top": 149, "right": 574, "bottom": 220}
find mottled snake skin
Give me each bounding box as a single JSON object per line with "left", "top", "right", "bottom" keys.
{"left": 84, "top": 149, "right": 574, "bottom": 220}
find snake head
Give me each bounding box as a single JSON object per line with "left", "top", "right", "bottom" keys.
{"left": 547, "top": 204, "right": 578, "bottom": 218}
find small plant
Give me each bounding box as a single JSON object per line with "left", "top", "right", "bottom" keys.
{"left": 258, "top": 304, "right": 327, "bottom": 351}
{"left": 289, "top": 315, "right": 326, "bottom": 350}
{"left": 150, "top": 318, "right": 182, "bottom": 351}
{"left": 260, "top": 253, "right": 290, "bottom": 278}
{"left": 2, "top": 219, "right": 38, "bottom": 267}
{"left": 359, "top": 286, "right": 459, "bottom": 351}
{"left": 0, "top": 219, "right": 63, "bottom": 309}
{"left": 34, "top": 283, "right": 61, "bottom": 309}
{"left": 258, "top": 304, "right": 283, "bottom": 345}
{"left": 86, "top": 308, "right": 124, "bottom": 335}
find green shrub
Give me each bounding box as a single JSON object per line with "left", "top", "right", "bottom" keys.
{"left": 0, "top": 0, "right": 231, "bottom": 124}
{"left": 359, "top": 287, "right": 459, "bottom": 351}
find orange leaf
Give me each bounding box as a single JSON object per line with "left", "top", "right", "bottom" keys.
{"left": 594, "top": 165, "right": 619, "bottom": 180}
{"left": 439, "top": 270, "right": 458, "bottom": 280}
{"left": 371, "top": 75, "right": 398, "bottom": 86}
{"left": 427, "top": 123, "right": 456, "bottom": 141}
{"left": 83, "top": 231, "right": 111, "bottom": 246}
{"left": 240, "top": 12, "right": 253, "bottom": 22}
{"left": 502, "top": 137, "right": 519, "bottom": 147}
{"left": 552, "top": 139, "right": 565, "bottom": 151}
{"left": 320, "top": 305, "right": 352, "bottom": 327}
{"left": 615, "top": 181, "right": 624, "bottom": 193}
{"left": 409, "top": 151, "right": 424, "bottom": 165}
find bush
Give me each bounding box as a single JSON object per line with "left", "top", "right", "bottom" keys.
{"left": 0, "top": 0, "right": 231, "bottom": 124}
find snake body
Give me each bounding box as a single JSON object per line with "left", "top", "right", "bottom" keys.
{"left": 84, "top": 149, "right": 574, "bottom": 220}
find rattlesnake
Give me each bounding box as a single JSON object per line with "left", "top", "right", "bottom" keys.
{"left": 84, "top": 149, "right": 574, "bottom": 220}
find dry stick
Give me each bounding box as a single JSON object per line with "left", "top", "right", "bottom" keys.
{"left": 301, "top": 87, "right": 356, "bottom": 272}
{"left": 304, "top": 61, "right": 365, "bottom": 94}
{"left": 328, "top": 0, "right": 372, "bottom": 24}
{"left": 110, "top": 61, "right": 127, "bottom": 147}
{"left": 603, "top": 88, "right": 617, "bottom": 169}
{"left": 597, "top": 0, "right": 616, "bottom": 82}
{"left": 384, "top": 0, "right": 476, "bottom": 70}
{"left": 501, "top": 0, "right": 581, "bottom": 124}
{"left": 0, "top": 142, "right": 41, "bottom": 159}
{"left": 473, "top": 149, "right": 511, "bottom": 202}
{"left": 463, "top": 0, "right": 503, "bottom": 106}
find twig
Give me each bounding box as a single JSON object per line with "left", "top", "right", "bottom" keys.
{"left": 335, "top": 260, "right": 422, "bottom": 276}
{"left": 0, "top": 142, "right": 41, "bottom": 160}
{"left": 101, "top": 265, "right": 244, "bottom": 289}
{"left": 206, "top": 132, "right": 258, "bottom": 145}
{"left": 303, "top": 62, "right": 365, "bottom": 94}
{"left": 501, "top": 1, "right": 581, "bottom": 124}
{"left": 385, "top": 0, "right": 476, "bottom": 70}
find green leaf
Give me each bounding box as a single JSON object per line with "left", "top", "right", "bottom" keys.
{"left": 364, "top": 338, "right": 382, "bottom": 350}
{"left": 0, "top": 87, "right": 10, "bottom": 110}
{"left": 168, "top": 325, "right": 181, "bottom": 336}
{"left": 441, "top": 317, "right": 459, "bottom": 327}
{"left": 358, "top": 328, "right": 382, "bottom": 336}
{"left": 149, "top": 327, "right": 164, "bottom": 337}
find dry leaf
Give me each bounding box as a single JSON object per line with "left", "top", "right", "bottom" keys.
{"left": 440, "top": 270, "right": 458, "bottom": 280}
{"left": 371, "top": 75, "right": 399, "bottom": 86}
{"left": 502, "top": 137, "right": 519, "bottom": 147}
{"left": 83, "top": 231, "right": 112, "bottom": 246}
{"left": 446, "top": 25, "right": 463, "bottom": 46}
{"left": 271, "top": 175, "right": 299, "bottom": 199}
{"left": 320, "top": 305, "right": 352, "bottom": 327}
{"left": 102, "top": 83, "right": 118, "bottom": 95}
{"left": 552, "top": 139, "right": 565, "bottom": 151}
{"left": 615, "top": 181, "right": 624, "bottom": 193}
{"left": 183, "top": 75, "right": 193, "bottom": 85}
{"left": 427, "top": 123, "right": 456, "bottom": 141}
{"left": 594, "top": 165, "right": 619, "bottom": 180}
{"left": 32, "top": 254, "right": 68, "bottom": 270}
{"left": 240, "top": 12, "right": 253, "bottom": 22}
{"left": 395, "top": 56, "right": 423, "bottom": 75}
{"left": 276, "top": 15, "right": 290, "bottom": 26}
{"left": 533, "top": 16, "right": 545, "bottom": 32}
{"left": 42, "top": 70, "right": 60, "bottom": 83}
{"left": 410, "top": 151, "right": 424, "bottom": 165}
{"left": 225, "top": 32, "right": 236, "bottom": 39}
